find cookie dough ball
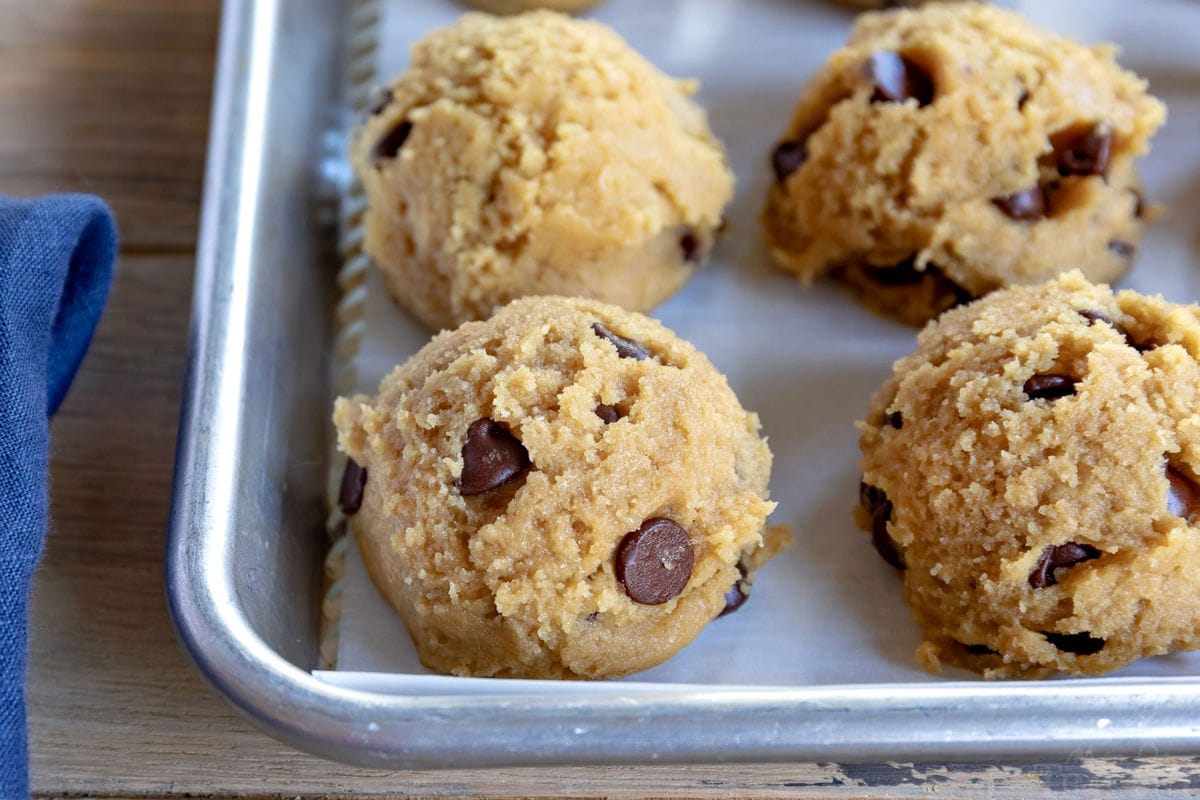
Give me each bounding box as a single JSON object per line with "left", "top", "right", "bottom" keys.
{"left": 334, "top": 296, "right": 783, "bottom": 679}
{"left": 858, "top": 271, "right": 1200, "bottom": 678}
{"left": 353, "top": 12, "right": 734, "bottom": 331}
{"left": 460, "top": 0, "right": 603, "bottom": 14}
{"left": 763, "top": 3, "right": 1165, "bottom": 326}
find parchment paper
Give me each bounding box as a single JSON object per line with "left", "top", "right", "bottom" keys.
{"left": 317, "top": 0, "right": 1200, "bottom": 693}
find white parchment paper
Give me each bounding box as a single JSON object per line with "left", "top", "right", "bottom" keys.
{"left": 318, "top": 0, "right": 1200, "bottom": 693}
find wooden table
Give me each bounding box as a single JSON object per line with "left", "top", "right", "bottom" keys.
{"left": 6, "top": 1, "right": 1200, "bottom": 797}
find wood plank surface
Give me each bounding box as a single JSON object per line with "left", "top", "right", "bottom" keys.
{"left": 7, "top": 0, "right": 1200, "bottom": 797}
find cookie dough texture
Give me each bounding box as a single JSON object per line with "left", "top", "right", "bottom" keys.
{"left": 461, "top": 0, "right": 603, "bottom": 14}
{"left": 764, "top": 3, "right": 1165, "bottom": 325}
{"left": 334, "top": 296, "right": 782, "bottom": 679}
{"left": 858, "top": 271, "right": 1200, "bottom": 678}
{"left": 353, "top": 11, "right": 734, "bottom": 331}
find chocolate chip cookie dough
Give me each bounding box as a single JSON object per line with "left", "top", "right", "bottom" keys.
{"left": 354, "top": 11, "right": 734, "bottom": 331}
{"left": 764, "top": 3, "right": 1166, "bottom": 325}
{"left": 460, "top": 0, "right": 603, "bottom": 14}
{"left": 858, "top": 271, "right": 1200, "bottom": 678}
{"left": 334, "top": 296, "right": 785, "bottom": 679}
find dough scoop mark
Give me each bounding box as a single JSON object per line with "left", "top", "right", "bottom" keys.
{"left": 771, "top": 140, "right": 808, "bottom": 184}
{"left": 860, "top": 482, "right": 905, "bottom": 570}
{"left": 1107, "top": 240, "right": 1136, "bottom": 260}
{"left": 1022, "top": 373, "right": 1076, "bottom": 401}
{"left": 887, "top": 411, "right": 903, "bottom": 429}
{"left": 594, "top": 404, "right": 622, "bottom": 424}
{"left": 1166, "top": 465, "right": 1200, "bottom": 524}
{"left": 591, "top": 322, "right": 651, "bottom": 361}
{"left": 338, "top": 459, "right": 368, "bottom": 515}
{"left": 456, "top": 418, "right": 531, "bottom": 496}
{"left": 963, "top": 643, "right": 1000, "bottom": 656}
{"left": 992, "top": 186, "right": 1048, "bottom": 221}
{"left": 1043, "top": 631, "right": 1106, "bottom": 656}
{"left": 615, "top": 518, "right": 695, "bottom": 605}
{"left": 368, "top": 87, "right": 393, "bottom": 116}
{"left": 680, "top": 229, "right": 703, "bottom": 264}
{"left": 719, "top": 562, "right": 749, "bottom": 617}
{"left": 866, "top": 51, "right": 935, "bottom": 107}
{"left": 1028, "top": 542, "right": 1101, "bottom": 589}
{"left": 1055, "top": 123, "right": 1112, "bottom": 177}
{"left": 373, "top": 120, "right": 413, "bottom": 163}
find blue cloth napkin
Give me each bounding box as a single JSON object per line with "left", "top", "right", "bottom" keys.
{"left": 0, "top": 195, "right": 116, "bottom": 798}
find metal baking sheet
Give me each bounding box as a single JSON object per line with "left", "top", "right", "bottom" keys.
{"left": 167, "top": 0, "right": 1200, "bottom": 767}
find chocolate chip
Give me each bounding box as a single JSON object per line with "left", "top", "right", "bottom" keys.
{"left": 338, "top": 459, "right": 367, "bottom": 515}
{"left": 1029, "top": 543, "right": 1101, "bottom": 589}
{"left": 1108, "top": 240, "right": 1136, "bottom": 259}
{"left": 867, "top": 51, "right": 934, "bottom": 107}
{"left": 368, "top": 87, "right": 393, "bottom": 116}
{"left": 1044, "top": 631, "right": 1105, "bottom": 656}
{"left": 1055, "top": 123, "right": 1112, "bottom": 177}
{"left": 373, "top": 120, "right": 413, "bottom": 162}
{"left": 680, "top": 229, "right": 703, "bottom": 264}
{"left": 1023, "top": 374, "right": 1076, "bottom": 401}
{"left": 963, "top": 643, "right": 1000, "bottom": 656}
{"left": 592, "top": 322, "right": 651, "bottom": 361}
{"left": 1016, "top": 88, "right": 1030, "bottom": 111}
{"left": 887, "top": 411, "right": 903, "bottom": 429}
{"left": 456, "top": 418, "right": 530, "bottom": 496}
{"left": 861, "top": 482, "right": 904, "bottom": 570}
{"left": 1166, "top": 465, "right": 1199, "bottom": 523}
{"left": 615, "top": 518, "right": 694, "bottom": 605}
{"left": 992, "top": 186, "right": 1047, "bottom": 221}
{"left": 1079, "top": 310, "right": 1140, "bottom": 349}
{"left": 865, "top": 256, "right": 925, "bottom": 286}
{"left": 595, "top": 404, "right": 622, "bottom": 424}
{"left": 771, "top": 140, "right": 808, "bottom": 183}
{"left": 719, "top": 563, "right": 749, "bottom": 617}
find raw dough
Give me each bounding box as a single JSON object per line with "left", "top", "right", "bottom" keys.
{"left": 858, "top": 271, "right": 1200, "bottom": 678}
{"left": 334, "top": 296, "right": 784, "bottom": 679}
{"left": 460, "top": 0, "right": 604, "bottom": 14}
{"left": 353, "top": 11, "right": 733, "bottom": 331}
{"left": 763, "top": 3, "right": 1165, "bottom": 325}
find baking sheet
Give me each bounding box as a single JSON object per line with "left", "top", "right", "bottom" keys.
{"left": 318, "top": 0, "right": 1200, "bottom": 691}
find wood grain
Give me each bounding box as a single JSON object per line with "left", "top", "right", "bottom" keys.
{"left": 10, "top": 0, "right": 1200, "bottom": 797}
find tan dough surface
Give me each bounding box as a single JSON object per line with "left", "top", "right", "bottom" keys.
{"left": 858, "top": 271, "right": 1200, "bottom": 678}
{"left": 460, "top": 0, "right": 603, "bottom": 14}
{"left": 353, "top": 11, "right": 734, "bottom": 331}
{"left": 334, "top": 296, "right": 782, "bottom": 679}
{"left": 763, "top": 3, "right": 1165, "bottom": 325}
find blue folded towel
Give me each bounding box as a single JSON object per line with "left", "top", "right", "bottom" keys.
{"left": 0, "top": 195, "right": 116, "bottom": 798}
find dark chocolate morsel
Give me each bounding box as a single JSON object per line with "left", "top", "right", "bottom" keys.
{"left": 887, "top": 411, "right": 903, "bottom": 430}
{"left": 1023, "top": 374, "right": 1076, "bottom": 401}
{"left": 592, "top": 321, "right": 651, "bottom": 361}
{"left": 1108, "top": 240, "right": 1136, "bottom": 259}
{"left": 368, "top": 87, "right": 393, "bottom": 116}
{"left": 719, "top": 563, "right": 749, "bottom": 617}
{"left": 456, "top": 418, "right": 530, "bottom": 496}
{"left": 992, "top": 186, "right": 1047, "bottom": 221}
{"left": 595, "top": 404, "right": 622, "bottom": 424}
{"left": 1079, "top": 309, "right": 1140, "bottom": 349}
{"left": 861, "top": 482, "right": 903, "bottom": 570}
{"left": 864, "top": 256, "right": 925, "bottom": 286}
{"left": 1166, "top": 465, "right": 1200, "bottom": 523}
{"left": 615, "top": 518, "right": 695, "bottom": 605}
{"left": 771, "top": 140, "right": 808, "bottom": 183}
{"left": 680, "top": 229, "right": 703, "bottom": 264}
{"left": 338, "top": 459, "right": 368, "bottom": 515}
{"left": 867, "top": 51, "right": 934, "bottom": 107}
{"left": 1055, "top": 123, "right": 1112, "bottom": 177}
{"left": 373, "top": 120, "right": 413, "bottom": 161}
{"left": 1132, "top": 189, "right": 1146, "bottom": 218}
{"left": 1028, "top": 542, "right": 1101, "bottom": 589}
{"left": 1044, "top": 631, "right": 1106, "bottom": 656}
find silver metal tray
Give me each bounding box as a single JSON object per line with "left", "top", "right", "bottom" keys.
{"left": 167, "top": 0, "right": 1200, "bottom": 767}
